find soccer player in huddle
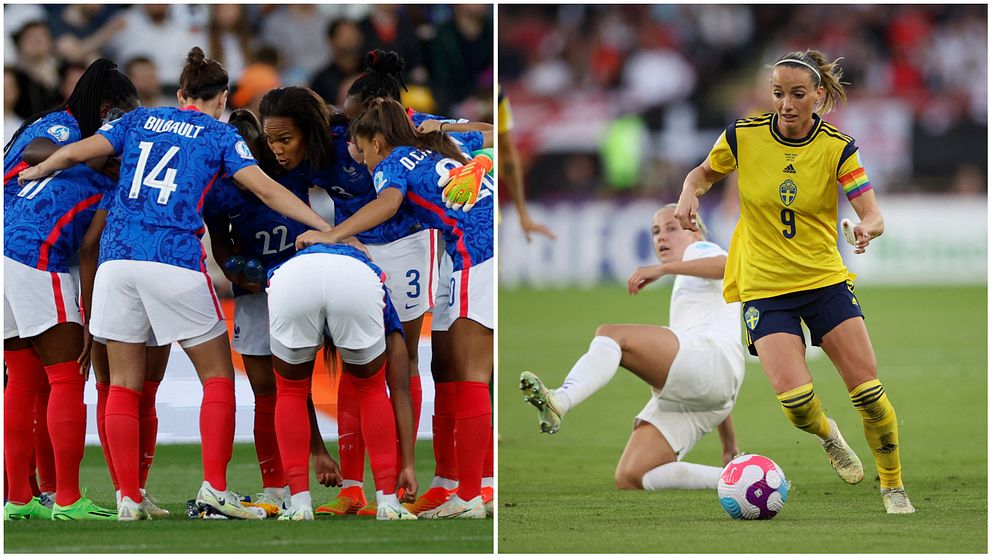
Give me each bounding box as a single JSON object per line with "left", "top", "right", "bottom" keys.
{"left": 4, "top": 58, "right": 136, "bottom": 521}
{"left": 298, "top": 98, "right": 494, "bottom": 518}
{"left": 520, "top": 205, "right": 743, "bottom": 491}
{"left": 18, "top": 47, "right": 331, "bottom": 521}
{"left": 675, "top": 50, "right": 913, "bottom": 514}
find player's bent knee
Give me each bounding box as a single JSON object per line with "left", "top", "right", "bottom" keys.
{"left": 595, "top": 324, "right": 622, "bottom": 344}
{"left": 614, "top": 464, "right": 645, "bottom": 490}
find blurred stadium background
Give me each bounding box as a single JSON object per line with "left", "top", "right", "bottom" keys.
{"left": 497, "top": 4, "right": 986, "bottom": 553}
{"left": 3, "top": 3, "right": 493, "bottom": 444}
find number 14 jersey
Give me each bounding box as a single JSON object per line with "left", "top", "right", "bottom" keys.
{"left": 96, "top": 106, "right": 257, "bottom": 271}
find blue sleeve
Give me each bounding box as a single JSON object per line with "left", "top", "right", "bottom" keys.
{"left": 372, "top": 160, "right": 408, "bottom": 196}
{"left": 220, "top": 126, "right": 257, "bottom": 179}
{"left": 202, "top": 180, "right": 231, "bottom": 221}
{"left": 450, "top": 131, "right": 484, "bottom": 153}
{"left": 96, "top": 108, "right": 140, "bottom": 154}
{"left": 383, "top": 292, "right": 404, "bottom": 337}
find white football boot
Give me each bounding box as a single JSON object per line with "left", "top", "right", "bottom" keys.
{"left": 418, "top": 494, "right": 487, "bottom": 519}
{"left": 195, "top": 482, "right": 262, "bottom": 520}
{"left": 519, "top": 371, "right": 564, "bottom": 434}
{"left": 376, "top": 501, "right": 417, "bottom": 520}
{"left": 819, "top": 418, "right": 864, "bottom": 484}
{"left": 140, "top": 489, "right": 170, "bottom": 519}
{"left": 277, "top": 503, "right": 314, "bottom": 521}
{"left": 117, "top": 496, "right": 149, "bottom": 521}
{"left": 881, "top": 487, "right": 916, "bottom": 514}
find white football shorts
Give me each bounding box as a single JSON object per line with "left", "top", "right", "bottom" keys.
{"left": 635, "top": 328, "right": 744, "bottom": 459}
{"left": 365, "top": 228, "right": 436, "bottom": 322}
{"left": 267, "top": 253, "right": 386, "bottom": 365}
{"left": 432, "top": 254, "right": 493, "bottom": 332}
{"left": 4, "top": 256, "right": 82, "bottom": 339}
{"left": 89, "top": 260, "right": 226, "bottom": 347}
{"left": 232, "top": 291, "right": 270, "bottom": 356}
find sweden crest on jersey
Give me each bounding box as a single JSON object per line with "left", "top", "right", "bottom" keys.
{"left": 779, "top": 179, "right": 797, "bottom": 206}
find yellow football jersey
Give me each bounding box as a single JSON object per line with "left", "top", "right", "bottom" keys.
{"left": 708, "top": 112, "right": 873, "bottom": 303}
{"left": 498, "top": 85, "right": 513, "bottom": 135}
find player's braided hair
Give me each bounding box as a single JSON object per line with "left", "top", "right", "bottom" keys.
{"left": 179, "top": 46, "right": 229, "bottom": 101}
{"left": 773, "top": 50, "right": 849, "bottom": 115}
{"left": 258, "top": 86, "right": 335, "bottom": 171}
{"left": 4, "top": 58, "right": 137, "bottom": 154}
{"left": 346, "top": 49, "right": 408, "bottom": 106}
{"left": 350, "top": 98, "right": 468, "bottom": 165}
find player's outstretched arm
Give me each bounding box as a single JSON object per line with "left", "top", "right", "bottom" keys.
{"left": 417, "top": 119, "right": 494, "bottom": 134}
{"left": 295, "top": 188, "right": 404, "bottom": 249}
{"left": 846, "top": 190, "right": 884, "bottom": 255}
{"left": 717, "top": 414, "right": 740, "bottom": 467}
{"left": 675, "top": 160, "right": 729, "bottom": 232}
{"left": 384, "top": 332, "right": 418, "bottom": 502}
{"left": 17, "top": 135, "right": 116, "bottom": 182}
{"left": 308, "top": 397, "right": 343, "bottom": 487}
{"left": 499, "top": 129, "right": 556, "bottom": 241}
{"left": 627, "top": 256, "right": 726, "bottom": 294}
{"left": 233, "top": 165, "right": 332, "bottom": 233}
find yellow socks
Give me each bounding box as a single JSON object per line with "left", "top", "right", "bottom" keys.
{"left": 850, "top": 379, "right": 903, "bottom": 489}
{"left": 777, "top": 383, "right": 831, "bottom": 439}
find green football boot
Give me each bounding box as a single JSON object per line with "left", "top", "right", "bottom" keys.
{"left": 4, "top": 497, "right": 54, "bottom": 520}
{"left": 519, "top": 371, "right": 564, "bottom": 434}
{"left": 51, "top": 497, "right": 118, "bottom": 520}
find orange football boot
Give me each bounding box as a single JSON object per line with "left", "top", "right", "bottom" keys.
{"left": 315, "top": 486, "right": 366, "bottom": 516}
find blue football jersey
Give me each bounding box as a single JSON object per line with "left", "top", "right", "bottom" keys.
{"left": 4, "top": 111, "right": 81, "bottom": 182}
{"left": 407, "top": 108, "right": 467, "bottom": 129}
{"left": 307, "top": 125, "right": 422, "bottom": 245}
{"left": 203, "top": 166, "right": 311, "bottom": 296}
{"left": 4, "top": 164, "right": 115, "bottom": 272}
{"left": 269, "top": 243, "right": 403, "bottom": 336}
{"left": 96, "top": 106, "right": 257, "bottom": 271}
{"left": 370, "top": 131, "right": 493, "bottom": 271}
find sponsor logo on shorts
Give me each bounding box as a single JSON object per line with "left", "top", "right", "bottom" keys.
{"left": 744, "top": 307, "right": 760, "bottom": 330}
{"left": 47, "top": 125, "right": 71, "bottom": 142}
{"left": 405, "top": 303, "right": 419, "bottom": 310}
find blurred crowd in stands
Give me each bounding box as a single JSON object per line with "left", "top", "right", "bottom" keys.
{"left": 499, "top": 4, "right": 986, "bottom": 198}
{"left": 4, "top": 4, "right": 493, "bottom": 143}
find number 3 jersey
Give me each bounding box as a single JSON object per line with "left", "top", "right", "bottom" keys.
{"left": 371, "top": 131, "right": 493, "bottom": 272}
{"left": 4, "top": 111, "right": 113, "bottom": 272}
{"left": 708, "top": 112, "right": 870, "bottom": 303}
{"left": 96, "top": 106, "right": 257, "bottom": 271}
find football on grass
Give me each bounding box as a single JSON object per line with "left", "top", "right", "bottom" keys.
{"left": 717, "top": 454, "right": 788, "bottom": 519}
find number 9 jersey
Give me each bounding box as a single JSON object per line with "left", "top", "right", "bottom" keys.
{"left": 96, "top": 106, "right": 258, "bottom": 271}
{"left": 707, "top": 112, "right": 871, "bottom": 303}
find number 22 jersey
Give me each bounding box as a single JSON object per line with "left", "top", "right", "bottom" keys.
{"left": 96, "top": 106, "right": 258, "bottom": 271}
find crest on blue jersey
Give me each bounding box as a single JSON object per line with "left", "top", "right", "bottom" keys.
{"left": 47, "top": 125, "right": 70, "bottom": 142}
{"left": 779, "top": 179, "right": 798, "bottom": 206}
{"left": 744, "top": 307, "right": 760, "bottom": 330}
{"left": 235, "top": 140, "right": 253, "bottom": 159}
{"left": 373, "top": 170, "right": 386, "bottom": 192}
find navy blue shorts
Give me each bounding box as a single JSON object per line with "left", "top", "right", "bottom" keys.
{"left": 741, "top": 280, "right": 864, "bottom": 357}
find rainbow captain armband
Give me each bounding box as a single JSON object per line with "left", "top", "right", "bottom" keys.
{"left": 440, "top": 152, "right": 493, "bottom": 212}
{"left": 839, "top": 167, "right": 872, "bottom": 201}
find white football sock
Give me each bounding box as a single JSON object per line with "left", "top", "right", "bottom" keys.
{"left": 431, "top": 476, "right": 458, "bottom": 490}
{"left": 263, "top": 486, "right": 287, "bottom": 500}
{"left": 376, "top": 491, "right": 399, "bottom": 507}
{"left": 554, "top": 336, "right": 622, "bottom": 413}
{"left": 641, "top": 461, "right": 723, "bottom": 490}
{"left": 482, "top": 476, "right": 494, "bottom": 488}
{"left": 290, "top": 490, "right": 312, "bottom": 509}
{"left": 341, "top": 479, "right": 363, "bottom": 489}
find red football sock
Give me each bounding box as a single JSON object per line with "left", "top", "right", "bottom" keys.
{"left": 275, "top": 374, "right": 312, "bottom": 495}
{"left": 336, "top": 372, "right": 365, "bottom": 483}
{"left": 200, "top": 377, "right": 235, "bottom": 492}
{"left": 483, "top": 425, "right": 494, "bottom": 479}
{"left": 432, "top": 381, "right": 458, "bottom": 481}
{"left": 4, "top": 348, "right": 46, "bottom": 504}
{"left": 410, "top": 373, "right": 423, "bottom": 436}
{"left": 138, "top": 380, "right": 160, "bottom": 489}
{"left": 106, "top": 386, "right": 141, "bottom": 503}
{"left": 352, "top": 367, "right": 398, "bottom": 494}
{"left": 46, "top": 361, "right": 87, "bottom": 506}
{"left": 95, "top": 382, "right": 118, "bottom": 489}
{"left": 28, "top": 464, "right": 41, "bottom": 497}
{"left": 34, "top": 382, "right": 56, "bottom": 494}
{"left": 253, "top": 393, "right": 285, "bottom": 488}
{"left": 454, "top": 381, "right": 491, "bottom": 501}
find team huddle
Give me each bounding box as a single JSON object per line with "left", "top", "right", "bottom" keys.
{"left": 4, "top": 47, "right": 494, "bottom": 521}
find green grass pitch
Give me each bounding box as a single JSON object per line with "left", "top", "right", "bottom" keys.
{"left": 498, "top": 284, "right": 986, "bottom": 553}
{"left": 4, "top": 440, "right": 492, "bottom": 553}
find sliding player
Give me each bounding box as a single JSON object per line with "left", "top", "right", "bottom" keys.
{"left": 521, "top": 206, "right": 743, "bottom": 491}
